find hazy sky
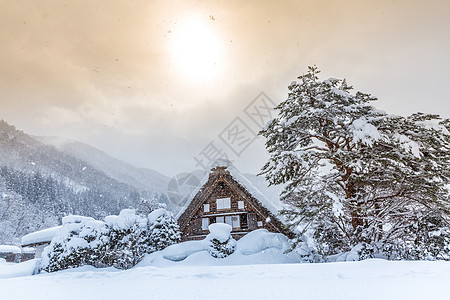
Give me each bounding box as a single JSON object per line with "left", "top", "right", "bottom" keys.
{"left": 1, "top": 0, "right": 450, "bottom": 177}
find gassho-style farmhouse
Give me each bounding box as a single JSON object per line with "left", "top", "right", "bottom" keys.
{"left": 177, "top": 165, "right": 292, "bottom": 241}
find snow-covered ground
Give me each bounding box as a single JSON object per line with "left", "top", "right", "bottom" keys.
{"left": 1, "top": 259, "right": 449, "bottom": 299}
{"left": 2, "top": 229, "right": 449, "bottom": 299}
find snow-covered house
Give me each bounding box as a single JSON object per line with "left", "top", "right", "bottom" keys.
{"left": 177, "top": 166, "right": 292, "bottom": 241}
{"left": 0, "top": 245, "right": 22, "bottom": 263}
{"left": 21, "top": 226, "right": 62, "bottom": 259}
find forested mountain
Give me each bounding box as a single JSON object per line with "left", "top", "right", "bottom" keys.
{"left": 0, "top": 120, "right": 170, "bottom": 244}
{"left": 35, "top": 136, "right": 170, "bottom": 194}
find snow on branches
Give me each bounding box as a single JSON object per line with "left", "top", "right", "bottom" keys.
{"left": 260, "top": 66, "right": 450, "bottom": 260}
{"left": 40, "top": 208, "right": 180, "bottom": 272}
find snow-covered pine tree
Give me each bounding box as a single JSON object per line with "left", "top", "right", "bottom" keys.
{"left": 147, "top": 208, "right": 181, "bottom": 253}
{"left": 136, "top": 196, "right": 166, "bottom": 215}
{"left": 260, "top": 66, "right": 450, "bottom": 259}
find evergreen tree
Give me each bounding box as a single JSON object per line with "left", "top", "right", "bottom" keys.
{"left": 147, "top": 208, "right": 181, "bottom": 252}
{"left": 260, "top": 66, "right": 450, "bottom": 259}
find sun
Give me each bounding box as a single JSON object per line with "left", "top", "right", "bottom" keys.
{"left": 169, "top": 15, "right": 223, "bottom": 82}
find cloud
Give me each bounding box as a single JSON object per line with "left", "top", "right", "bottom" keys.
{"left": 1, "top": 0, "right": 449, "bottom": 176}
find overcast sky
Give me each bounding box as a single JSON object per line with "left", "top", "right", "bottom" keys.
{"left": 1, "top": 0, "right": 449, "bottom": 177}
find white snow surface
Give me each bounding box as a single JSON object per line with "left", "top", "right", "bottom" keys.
{"left": 105, "top": 209, "right": 147, "bottom": 230}
{"left": 21, "top": 247, "right": 35, "bottom": 253}
{"left": 237, "top": 229, "right": 290, "bottom": 255}
{"left": 148, "top": 208, "right": 171, "bottom": 224}
{"left": 21, "top": 226, "right": 62, "bottom": 246}
{"left": 21, "top": 215, "right": 100, "bottom": 246}
{"left": 227, "top": 163, "right": 282, "bottom": 216}
{"left": 1, "top": 259, "right": 450, "bottom": 299}
{"left": 62, "top": 215, "right": 96, "bottom": 225}
{"left": 3, "top": 229, "right": 450, "bottom": 299}
{"left": 206, "top": 223, "right": 232, "bottom": 243}
{"left": 417, "top": 119, "right": 450, "bottom": 135}
{"left": 350, "top": 117, "right": 381, "bottom": 146}
{"left": 0, "top": 259, "right": 38, "bottom": 279}
{"left": 394, "top": 133, "right": 422, "bottom": 158}
{"left": 138, "top": 229, "right": 295, "bottom": 267}
{"left": 0, "top": 245, "right": 21, "bottom": 253}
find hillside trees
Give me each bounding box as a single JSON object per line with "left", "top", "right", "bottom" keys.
{"left": 260, "top": 66, "right": 450, "bottom": 260}
{"left": 0, "top": 165, "right": 166, "bottom": 243}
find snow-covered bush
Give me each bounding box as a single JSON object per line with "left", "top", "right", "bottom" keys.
{"left": 41, "top": 215, "right": 104, "bottom": 272}
{"left": 380, "top": 214, "right": 450, "bottom": 261}
{"left": 206, "top": 223, "right": 236, "bottom": 258}
{"left": 147, "top": 208, "right": 181, "bottom": 253}
{"left": 41, "top": 208, "right": 181, "bottom": 272}
{"left": 103, "top": 209, "right": 149, "bottom": 270}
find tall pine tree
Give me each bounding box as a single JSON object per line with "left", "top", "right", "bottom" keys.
{"left": 260, "top": 66, "right": 450, "bottom": 259}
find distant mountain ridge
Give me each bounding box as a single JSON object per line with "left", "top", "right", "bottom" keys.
{"left": 35, "top": 136, "right": 171, "bottom": 195}
{"left": 0, "top": 119, "right": 172, "bottom": 243}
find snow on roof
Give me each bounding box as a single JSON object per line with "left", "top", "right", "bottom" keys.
{"left": 21, "top": 226, "right": 62, "bottom": 246}
{"left": 175, "top": 171, "right": 210, "bottom": 219}
{"left": 226, "top": 163, "right": 282, "bottom": 217}
{"left": 62, "top": 215, "right": 95, "bottom": 225}
{"left": 0, "top": 245, "right": 21, "bottom": 254}
{"left": 21, "top": 247, "right": 35, "bottom": 254}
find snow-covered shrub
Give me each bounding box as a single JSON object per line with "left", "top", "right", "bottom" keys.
{"left": 136, "top": 196, "right": 166, "bottom": 215}
{"left": 147, "top": 208, "right": 181, "bottom": 253}
{"left": 41, "top": 215, "right": 104, "bottom": 272}
{"left": 331, "top": 243, "right": 376, "bottom": 262}
{"left": 380, "top": 214, "right": 450, "bottom": 261}
{"left": 291, "top": 237, "right": 324, "bottom": 263}
{"left": 206, "top": 223, "right": 236, "bottom": 258}
{"left": 41, "top": 208, "right": 181, "bottom": 272}
{"left": 103, "top": 209, "right": 149, "bottom": 270}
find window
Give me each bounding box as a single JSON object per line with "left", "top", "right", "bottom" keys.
{"left": 240, "top": 214, "right": 248, "bottom": 227}
{"left": 231, "top": 216, "right": 240, "bottom": 228}
{"left": 203, "top": 204, "right": 210, "bottom": 212}
{"left": 225, "top": 215, "right": 240, "bottom": 228}
{"left": 257, "top": 221, "right": 263, "bottom": 227}
{"left": 216, "top": 197, "right": 231, "bottom": 210}
{"left": 202, "top": 218, "right": 209, "bottom": 230}
{"left": 238, "top": 201, "right": 245, "bottom": 209}
{"left": 216, "top": 216, "right": 224, "bottom": 223}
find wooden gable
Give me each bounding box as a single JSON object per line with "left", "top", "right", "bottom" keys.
{"left": 177, "top": 166, "right": 292, "bottom": 241}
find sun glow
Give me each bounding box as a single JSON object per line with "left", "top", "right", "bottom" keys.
{"left": 169, "top": 16, "right": 223, "bottom": 82}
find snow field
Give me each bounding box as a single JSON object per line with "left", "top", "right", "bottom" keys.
{"left": 1, "top": 259, "right": 450, "bottom": 300}
{"left": 1, "top": 227, "right": 450, "bottom": 299}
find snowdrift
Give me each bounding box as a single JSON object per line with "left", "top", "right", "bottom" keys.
{"left": 138, "top": 229, "right": 298, "bottom": 267}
